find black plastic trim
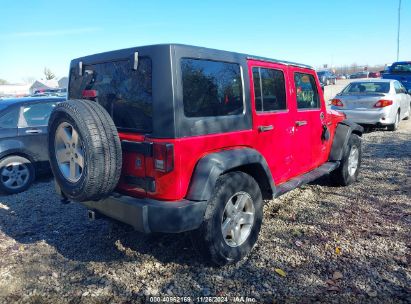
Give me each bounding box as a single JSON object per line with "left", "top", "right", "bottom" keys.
{"left": 186, "top": 148, "right": 275, "bottom": 201}
{"left": 81, "top": 195, "right": 207, "bottom": 233}
{"left": 121, "top": 140, "right": 153, "bottom": 156}
{"left": 329, "top": 119, "right": 363, "bottom": 161}
{"left": 124, "top": 176, "right": 156, "bottom": 192}
{"left": 275, "top": 161, "right": 339, "bottom": 197}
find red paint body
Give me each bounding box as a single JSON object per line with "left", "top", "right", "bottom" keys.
{"left": 116, "top": 60, "right": 345, "bottom": 201}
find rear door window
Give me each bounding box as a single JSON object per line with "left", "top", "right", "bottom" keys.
{"left": 0, "top": 108, "right": 19, "bottom": 128}
{"left": 19, "top": 102, "right": 57, "bottom": 127}
{"left": 181, "top": 58, "right": 244, "bottom": 117}
{"left": 252, "top": 67, "right": 287, "bottom": 111}
{"left": 69, "top": 58, "right": 152, "bottom": 133}
{"left": 294, "top": 73, "right": 320, "bottom": 109}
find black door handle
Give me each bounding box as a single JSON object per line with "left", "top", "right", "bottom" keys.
{"left": 258, "top": 125, "right": 274, "bottom": 132}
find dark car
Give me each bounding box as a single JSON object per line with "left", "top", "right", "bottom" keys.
{"left": 0, "top": 97, "right": 65, "bottom": 194}
{"left": 350, "top": 71, "right": 369, "bottom": 79}
{"left": 317, "top": 70, "right": 337, "bottom": 85}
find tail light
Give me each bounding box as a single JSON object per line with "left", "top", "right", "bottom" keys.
{"left": 331, "top": 98, "right": 343, "bottom": 107}
{"left": 374, "top": 99, "right": 393, "bottom": 108}
{"left": 82, "top": 90, "right": 98, "bottom": 98}
{"left": 153, "top": 143, "right": 174, "bottom": 173}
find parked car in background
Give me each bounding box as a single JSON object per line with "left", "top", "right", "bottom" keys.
{"left": 336, "top": 74, "right": 346, "bottom": 80}
{"left": 368, "top": 71, "right": 381, "bottom": 78}
{"left": 382, "top": 61, "right": 411, "bottom": 91}
{"left": 0, "top": 97, "right": 65, "bottom": 194}
{"left": 350, "top": 71, "right": 369, "bottom": 79}
{"left": 331, "top": 79, "right": 410, "bottom": 131}
{"left": 317, "top": 70, "right": 337, "bottom": 85}
{"left": 32, "top": 88, "right": 67, "bottom": 98}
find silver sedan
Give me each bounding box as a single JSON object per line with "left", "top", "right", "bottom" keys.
{"left": 330, "top": 79, "right": 411, "bottom": 131}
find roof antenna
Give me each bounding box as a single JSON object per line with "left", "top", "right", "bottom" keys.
{"left": 133, "top": 52, "right": 139, "bottom": 70}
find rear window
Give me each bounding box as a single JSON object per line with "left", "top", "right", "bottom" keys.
{"left": 391, "top": 63, "right": 411, "bottom": 73}
{"left": 21, "top": 102, "right": 57, "bottom": 127}
{"left": 181, "top": 58, "right": 244, "bottom": 117}
{"left": 342, "top": 82, "right": 390, "bottom": 94}
{"left": 69, "top": 58, "right": 152, "bottom": 133}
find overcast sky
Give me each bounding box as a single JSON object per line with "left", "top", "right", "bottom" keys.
{"left": 0, "top": 0, "right": 410, "bottom": 83}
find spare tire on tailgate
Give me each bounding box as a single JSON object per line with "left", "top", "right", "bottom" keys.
{"left": 48, "top": 99, "right": 122, "bottom": 202}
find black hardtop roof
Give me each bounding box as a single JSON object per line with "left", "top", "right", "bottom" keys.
{"left": 71, "top": 43, "right": 313, "bottom": 70}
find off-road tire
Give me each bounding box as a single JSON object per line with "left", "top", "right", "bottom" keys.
{"left": 387, "top": 111, "right": 400, "bottom": 131}
{"left": 0, "top": 155, "right": 35, "bottom": 194}
{"left": 190, "top": 172, "right": 263, "bottom": 266}
{"left": 330, "top": 134, "right": 362, "bottom": 186}
{"left": 48, "top": 99, "right": 122, "bottom": 202}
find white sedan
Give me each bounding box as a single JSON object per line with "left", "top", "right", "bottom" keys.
{"left": 330, "top": 79, "right": 410, "bottom": 131}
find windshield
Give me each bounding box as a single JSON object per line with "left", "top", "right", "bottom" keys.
{"left": 342, "top": 82, "right": 390, "bottom": 94}
{"left": 68, "top": 58, "right": 152, "bottom": 133}
{"left": 391, "top": 63, "right": 411, "bottom": 73}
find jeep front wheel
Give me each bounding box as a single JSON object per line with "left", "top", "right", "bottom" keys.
{"left": 330, "top": 134, "right": 362, "bottom": 186}
{"left": 48, "top": 99, "right": 122, "bottom": 202}
{"left": 191, "top": 172, "right": 263, "bottom": 266}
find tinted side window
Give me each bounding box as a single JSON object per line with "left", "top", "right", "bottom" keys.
{"left": 181, "top": 58, "right": 243, "bottom": 117}
{"left": 294, "top": 73, "right": 320, "bottom": 109}
{"left": 0, "top": 108, "right": 18, "bottom": 128}
{"left": 69, "top": 58, "right": 152, "bottom": 133}
{"left": 20, "top": 102, "right": 57, "bottom": 127}
{"left": 252, "top": 67, "right": 287, "bottom": 111}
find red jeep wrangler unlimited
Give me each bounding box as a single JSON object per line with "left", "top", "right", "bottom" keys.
{"left": 48, "top": 44, "right": 363, "bottom": 265}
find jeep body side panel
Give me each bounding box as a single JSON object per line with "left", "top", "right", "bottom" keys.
{"left": 118, "top": 130, "right": 256, "bottom": 201}
{"left": 329, "top": 119, "right": 364, "bottom": 161}
{"left": 186, "top": 148, "right": 275, "bottom": 201}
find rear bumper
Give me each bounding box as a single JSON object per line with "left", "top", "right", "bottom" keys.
{"left": 81, "top": 195, "right": 207, "bottom": 233}
{"left": 332, "top": 108, "right": 395, "bottom": 125}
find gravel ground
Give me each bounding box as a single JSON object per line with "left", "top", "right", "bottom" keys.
{"left": 0, "top": 120, "right": 410, "bottom": 304}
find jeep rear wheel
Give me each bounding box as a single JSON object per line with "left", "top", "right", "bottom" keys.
{"left": 48, "top": 99, "right": 122, "bottom": 202}
{"left": 191, "top": 172, "right": 263, "bottom": 266}
{"left": 330, "top": 134, "right": 362, "bottom": 186}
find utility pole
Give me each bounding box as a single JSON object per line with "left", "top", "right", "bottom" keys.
{"left": 397, "top": 0, "right": 401, "bottom": 61}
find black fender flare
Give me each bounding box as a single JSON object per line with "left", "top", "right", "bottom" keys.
{"left": 329, "top": 119, "right": 364, "bottom": 161}
{"left": 186, "top": 148, "right": 276, "bottom": 201}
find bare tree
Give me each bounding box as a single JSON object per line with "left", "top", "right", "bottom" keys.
{"left": 0, "top": 79, "right": 8, "bottom": 85}
{"left": 43, "top": 67, "right": 56, "bottom": 80}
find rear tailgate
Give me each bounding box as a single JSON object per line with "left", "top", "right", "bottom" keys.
{"left": 117, "top": 133, "right": 152, "bottom": 196}
{"left": 68, "top": 57, "right": 154, "bottom": 197}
